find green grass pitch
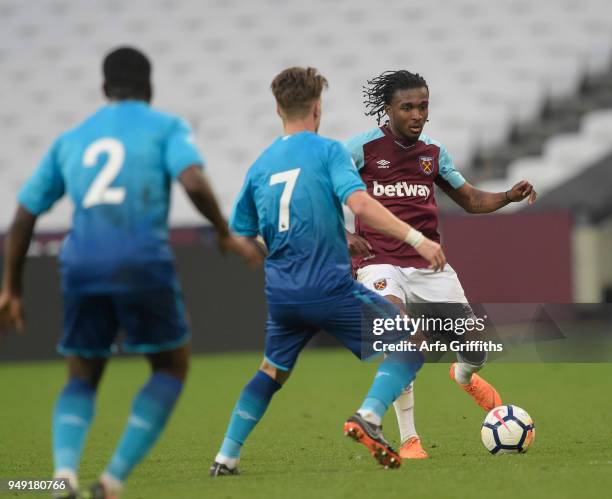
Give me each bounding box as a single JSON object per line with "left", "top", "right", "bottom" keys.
{"left": 2, "top": 351, "right": 612, "bottom": 499}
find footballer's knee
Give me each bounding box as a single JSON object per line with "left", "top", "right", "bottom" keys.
{"left": 259, "top": 359, "right": 291, "bottom": 385}
{"left": 67, "top": 356, "right": 107, "bottom": 389}
{"left": 147, "top": 343, "right": 190, "bottom": 382}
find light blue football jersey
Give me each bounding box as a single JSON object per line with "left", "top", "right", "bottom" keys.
{"left": 230, "top": 131, "right": 365, "bottom": 304}
{"left": 18, "top": 100, "right": 204, "bottom": 293}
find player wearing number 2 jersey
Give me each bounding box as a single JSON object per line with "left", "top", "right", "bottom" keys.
{"left": 209, "top": 67, "right": 446, "bottom": 476}
{"left": 0, "top": 47, "right": 259, "bottom": 499}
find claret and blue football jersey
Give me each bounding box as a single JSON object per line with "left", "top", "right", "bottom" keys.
{"left": 18, "top": 100, "right": 204, "bottom": 293}
{"left": 230, "top": 131, "right": 365, "bottom": 304}
{"left": 345, "top": 125, "right": 466, "bottom": 269}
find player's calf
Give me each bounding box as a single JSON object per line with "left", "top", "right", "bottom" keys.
{"left": 99, "top": 370, "right": 185, "bottom": 495}
{"left": 52, "top": 377, "right": 98, "bottom": 495}
{"left": 392, "top": 382, "right": 429, "bottom": 458}
{"left": 211, "top": 367, "right": 284, "bottom": 475}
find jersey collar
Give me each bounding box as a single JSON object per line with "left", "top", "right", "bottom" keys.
{"left": 381, "top": 124, "right": 420, "bottom": 150}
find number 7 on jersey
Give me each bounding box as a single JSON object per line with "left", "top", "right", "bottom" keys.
{"left": 269, "top": 168, "right": 301, "bottom": 232}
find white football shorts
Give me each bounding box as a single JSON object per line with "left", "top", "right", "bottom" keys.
{"left": 356, "top": 264, "right": 468, "bottom": 304}
{"left": 357, "top": 264, "right": 487, "bottom": 365}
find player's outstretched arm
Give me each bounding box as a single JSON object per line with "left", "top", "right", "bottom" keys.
{"left": 178, "top": 166, "right": 263, "bottom": 267}
{"left": 346, "top": 191, "right": 446, "bottom": 271}
{"left": 442, "top": 180, "right": 537, "bottom": 214}
{"left": 0, "top": 206, "right": 36, "bottom": 333}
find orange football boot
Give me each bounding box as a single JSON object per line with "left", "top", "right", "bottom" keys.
{"left": 344, "top": 414, "right": 401, "bottom": 469}
{"left": 450, "top": 363, "right": 501, "bottom": 411}
{"left": 399, "top": 436, "right": 429, "bottom": 459}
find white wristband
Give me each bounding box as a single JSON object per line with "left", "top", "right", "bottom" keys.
{"left": 405, "top": 228, "right": 424, "bottom": 248}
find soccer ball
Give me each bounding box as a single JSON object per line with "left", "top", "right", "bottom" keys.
{"left": 481, "top": 405, "right": 535, "bottom": 454}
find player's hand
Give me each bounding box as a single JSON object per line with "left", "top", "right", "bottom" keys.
{"left": 414, "top": 238, "right": 446, "bottom": 272}
{"left": 507, "top": 180, "right": 537, "bottom": 205}
{"left": 0, "top": 291, "right": 25, "bottom": 335}
{"left": 346, "top": 232, "right": 373, "bottom": 258}
{"left": 218, "top": 235, "right": 264, "bottom": 268}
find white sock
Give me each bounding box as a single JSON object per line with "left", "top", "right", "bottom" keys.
{"left": 357, "top": 409, "right": 382, "bottom": 426}
{"left": 54, "top": 469, "right": 78, "bottom": 490}
{"left": 100, "top": 472, "right": 124, "bottom": 496}
{"left": 214, "top": 453, "right": 239, "bottom": 470}
{"left": 454, "top": 362, "right": 482, "bottom": 385}
{"left": 393, "top": 383, "right": 417, "bottom": 444}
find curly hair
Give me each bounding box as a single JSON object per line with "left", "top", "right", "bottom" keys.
{"left": 363, "top": 70, "right": 428, "bottom": 124}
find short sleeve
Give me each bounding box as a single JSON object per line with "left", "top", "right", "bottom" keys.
{"left": 438, "top": 144, "right": 465, "bottom": 189}
{"left": 165, "top": 118, "right": 205, "bottom": 178}
{"left": 327, "top": 141, "right": 366, "bottom": 204}
{"left": 344, "top": 135, "right": 366, "bottom": 170}
{"left": 229, "top": 174, "right": 259, "bottom": 236}
{"left": 344, "top": 127, "right": 385, "bottom": 171}
{"left": 17, "top": 140, "right": 65, "bottom": 215}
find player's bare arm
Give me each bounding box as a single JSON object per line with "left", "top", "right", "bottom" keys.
{"left": 223, "top": 236, "right": 264, "bottom": 268}
{"left": 346, "top": 190, "right": 446, "bottom": 271}
{"left": 179, "top": 165, "right": 230, "bottom": 237}
{"left": 0, "top": 206, "right": 36, "bottom": 333}
{"left": 345, "top": 230, "right": 373, "bottom": 258}
{"left": 253, "top": 235, "right": 269, "bottom": 257}
{"left": 178, "top": 165, "right": 263, "bottom": 266}
{"left": 441, "top": 180, "right": 537, "bottom": 214}
{"left": 230, "top": 236, "right": 266, "bottom": 269}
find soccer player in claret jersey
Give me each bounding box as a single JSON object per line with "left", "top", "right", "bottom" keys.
{"left": 345, "top": 70, "right": 537, "bottom": 459}
{"left": 209, "top": 67, "right": 447, "bottom": 476}
{"left": 0, "top": 47, "right": 260, "bottom": 499}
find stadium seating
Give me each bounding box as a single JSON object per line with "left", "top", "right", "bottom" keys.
{"left": 501, "top": 110, "right": 612, "bottom": 200}
{"left": 2, "top": 0, "right": 612, "bottom": 229}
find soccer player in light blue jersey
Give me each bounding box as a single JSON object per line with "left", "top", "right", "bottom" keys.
{"left": 0, "top": 47, "right": 260, "bottom": 499}
{"left": 209, "top": 67, "right": 446, "bottom": 475}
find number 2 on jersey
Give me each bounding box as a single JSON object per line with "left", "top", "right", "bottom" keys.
{"left": 82, "top": 138, "right": 126, "bottom": 208}
{"left": 269, "top": 168, "right": 301, "bottom": 232}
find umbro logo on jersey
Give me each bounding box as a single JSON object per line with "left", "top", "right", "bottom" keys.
{"left": 376, "top": 159, "right": 391, "bottom": 168}
{"left": 372, "top": 180, "right": 431, "bottom": 198}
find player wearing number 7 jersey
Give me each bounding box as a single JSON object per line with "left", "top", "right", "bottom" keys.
{"left": 0, "top": 47, "right": 260, "bottom": 499}
{"left": 209, "top": 67, "right": 445, "bottom": 476}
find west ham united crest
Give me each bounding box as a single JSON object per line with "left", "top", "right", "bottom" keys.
{"left": 419, "top": 156, "right": 434, "bottom": 175}
{"left": 373, "top": 279, "right": 387, "bottom": 291}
